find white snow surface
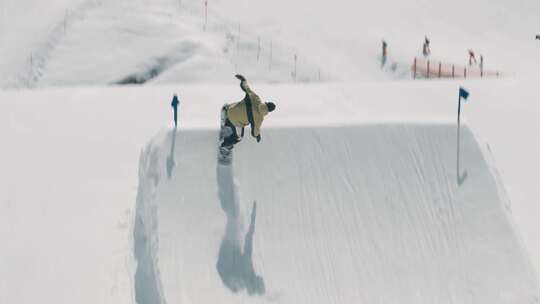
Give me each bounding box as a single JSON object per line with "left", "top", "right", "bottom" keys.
{"left": 149, "top": 124, "right": 536, "bottom": 304}
{"left": 2, "top": 0, "right": 540, "bottom": 302}
{"left": 2, "top": 81, "right": 540, "bottom": 303}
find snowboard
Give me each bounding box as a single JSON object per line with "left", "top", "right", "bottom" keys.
{"left": 218, "top": 144, "right": 233, "bottom": 165}
{"left": 218, "top": 106, "right": 234, "bottom": 166}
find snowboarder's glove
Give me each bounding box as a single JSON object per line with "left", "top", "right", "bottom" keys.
{"left": 235, "top": 74, "right": 246, "bottom": 81}
{"left": 256, "top": 135, "right": 261, "bottom": 142}
{"left": 236, "top": 74, "right": 249, "bottom": 92}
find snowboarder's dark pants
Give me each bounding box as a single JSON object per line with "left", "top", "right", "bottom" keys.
{"left": 221, "top": 118, "right": 241, "bottom": 148}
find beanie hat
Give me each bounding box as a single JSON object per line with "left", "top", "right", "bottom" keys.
{"left": 266, "top": 102, "right": 276, "bottom": 112}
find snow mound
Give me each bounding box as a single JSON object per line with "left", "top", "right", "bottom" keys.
{"left": 135, "top": 124, "right": 539, "bottom": 304}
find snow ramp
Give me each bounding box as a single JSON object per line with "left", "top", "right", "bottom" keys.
{"left": 134, "top": 124, "right": 538, "bottom": 304}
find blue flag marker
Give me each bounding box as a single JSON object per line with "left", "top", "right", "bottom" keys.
{"left": 171, "top": 94, "right": 179, "bottom": 127}
{"left": 457, "top": 87, "right": 469, "bottom": 122}
{"left": 459, "top": 87, "right": 469, "bottom": 100}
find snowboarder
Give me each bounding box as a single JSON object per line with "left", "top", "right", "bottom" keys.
{"left": 468, "top": 49, "right": 477, "bottom": 66}
{"left": 218, "top": 74, "right": 276, "bottom": 164}
{"left": 422, "top": 36, "right": 431, "bottom": 57}
{"left": 536, "top": 35, "right": 540, "bottom": 40}
{"left": 381, "top": 40, "right": 388, "bottom": 67}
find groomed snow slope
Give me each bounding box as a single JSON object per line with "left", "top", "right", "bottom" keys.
{"left": 137, "top": 124, "right": 537, "bottom": 304}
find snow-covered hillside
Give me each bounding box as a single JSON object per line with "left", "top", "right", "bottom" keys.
{"left": 1, "top": 0, "right": 540, "bottom": 88}
{"left": 2, "top": 81, "right": 540, "bottom": 303}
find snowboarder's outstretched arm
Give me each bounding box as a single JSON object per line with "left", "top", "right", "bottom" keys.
{"left": 234, "top": 74, "right": 268, "bottom": 143}
{"left": 235, "top": 74, "right": 262, "bottom": 106}
{"left": 235, "top": 74, "right": 249, "bottom": 92}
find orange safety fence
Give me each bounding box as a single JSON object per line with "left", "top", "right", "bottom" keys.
{"left": 411, "top": 57, "right": 500, "bottom": 79}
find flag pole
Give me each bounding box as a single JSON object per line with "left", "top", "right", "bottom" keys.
{"left": 456, "top": 87, "right": 469, "bottom": 185}
{"left": 458, "top": 95, "right": 461, "bottom": 126}
{"left": 457, "top": 93, "right": 461, "bottom": 185}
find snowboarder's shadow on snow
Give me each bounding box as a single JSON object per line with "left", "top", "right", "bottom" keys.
{"left": 166, "top": 128, "right": 177, "bottom": 180}
{"left": 216, "top": 165, "right": 265, "bottom": 295}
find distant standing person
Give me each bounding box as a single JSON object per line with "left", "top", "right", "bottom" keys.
{"left": 468, "top": 49, "right": 477, "bottom": 66}
{"left": 422, "top": 36, "right": 431, "bottom": 57}
{"left": 381, "top": 40, "right": 388, "bottom": 67}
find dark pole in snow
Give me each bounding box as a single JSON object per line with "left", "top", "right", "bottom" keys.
{"left": 413, "top": 57, "right": 417, "bottom": 79}
{"left": 171, "top": 94, "right": 179, "bottom": 128}
{"left": 458, "top": 93, "right": 462, "bottom": 125}
{"left": 457, "top": 87, "right": 469, "bottom": 185}
{"left": 293, "top": 54, "right": 297, "bottom": 82}
{"left": 204, "top": 0, "right": 208, "bottom": 31}
{"left": 457, "top": 92, "right": 462, "bottom": 185}
{"left": 480, "top": 55, "right": 484, "bottom": 78}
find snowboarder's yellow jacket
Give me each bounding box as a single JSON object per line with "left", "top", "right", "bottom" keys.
{"left": 226, "top": 81, "right": 269, "bottom": 138}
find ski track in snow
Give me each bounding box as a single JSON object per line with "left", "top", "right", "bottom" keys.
{"left": 14, "top": 0, "right": 105, "bottom": 88}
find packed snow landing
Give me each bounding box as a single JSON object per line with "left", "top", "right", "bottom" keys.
{"left": 134, "top": 124, "right": 538, "bottom": 304}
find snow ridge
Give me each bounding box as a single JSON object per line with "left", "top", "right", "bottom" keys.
{"left": 133, "top": 134, "right": 168, "bottom": 304}
{"left": 114, "top": 41, "right": 200, "bottom": 85}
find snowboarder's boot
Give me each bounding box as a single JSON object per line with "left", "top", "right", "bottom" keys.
{"left": 218, "top": 105, "right": 235, "bottom": 165}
